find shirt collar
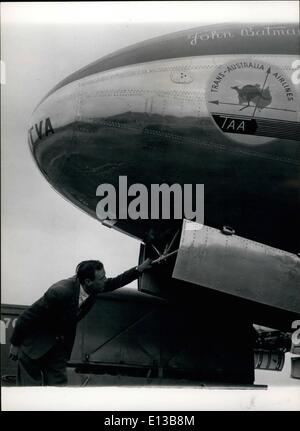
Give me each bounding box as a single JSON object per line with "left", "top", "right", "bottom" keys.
{"left": 79, "top": 284, "right": 89, "bottom": 305}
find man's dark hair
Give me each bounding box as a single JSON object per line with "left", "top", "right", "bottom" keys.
{"left": 76, "top": 260, "right": 104, "bottom": 284}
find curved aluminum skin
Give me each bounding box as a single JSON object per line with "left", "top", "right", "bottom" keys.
{"left": 28, "top": 23, "right": 300, "bottom": 253}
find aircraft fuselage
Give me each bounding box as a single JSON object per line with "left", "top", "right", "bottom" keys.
{"left": 29, "top": 23, "right": 300, "bottom": 253}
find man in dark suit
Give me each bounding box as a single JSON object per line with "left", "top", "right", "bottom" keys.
{"left": 9, "top": 258, "right": 152, "bottom": 386}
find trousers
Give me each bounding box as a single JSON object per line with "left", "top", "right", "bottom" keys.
{"left": 17, "top": 338, "right": 68, "bottom": 386}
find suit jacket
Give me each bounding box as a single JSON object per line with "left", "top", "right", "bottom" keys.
{"left": 10, "top": 267, "right": 140, "bottom": 360}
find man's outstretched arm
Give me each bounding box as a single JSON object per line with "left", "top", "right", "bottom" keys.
{"left": 76, "top": 259, "right": 153, "bottom": 321}
{"left": 103, "top": 258, "right": 152, "bottom": 293}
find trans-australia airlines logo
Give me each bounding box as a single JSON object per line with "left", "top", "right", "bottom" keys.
{"left": 206, "top": 59, "right": 299, "bottom": 144}
{"left": 231, "top": 83, "right": 272, "bottom": 112}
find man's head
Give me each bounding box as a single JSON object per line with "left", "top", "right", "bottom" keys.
{"left": 76, "top": 260, "right": 106, "bottom": 294}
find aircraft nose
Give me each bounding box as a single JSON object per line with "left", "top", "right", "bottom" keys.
{"left": 28, "top": 83, "right": 79, "bottom": 156}
{"left": 28, "top": 75, "right": 145, "bottom": 220}
{"left": 29, "top": 81, "right": 80, "bottom": 178}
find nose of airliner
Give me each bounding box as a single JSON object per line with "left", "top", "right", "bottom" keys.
{"left": 29, "top": 78, "right": 97, "bottom": 217}
{"left": 29, "top": 79, "right": 80, "bottom": 173}
{"left": 28, "top": 73, "right": 153, "bottom": 227}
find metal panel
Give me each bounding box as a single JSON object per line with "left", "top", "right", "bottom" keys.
{"left": 173, "top": 220, "right": 300, "bottom": 314}
{"left": 70, "top": 289, "right": 255, "bottom": 384}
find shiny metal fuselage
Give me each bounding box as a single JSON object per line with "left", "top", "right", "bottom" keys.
{"left": 29, "top": 23, "right": 300, "bottom": 253}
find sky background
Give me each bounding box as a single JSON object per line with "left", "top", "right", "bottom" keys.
{"left": 1, "top": 1, "right": 299, "bottom": 407}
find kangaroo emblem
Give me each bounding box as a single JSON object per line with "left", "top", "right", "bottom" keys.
{"left": 231, "top": 84, "right": 272, "bottom": 111}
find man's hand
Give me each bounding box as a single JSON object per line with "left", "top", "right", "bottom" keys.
{"left": 136, "top": 258, "right": 152, "bottom": 273}
{"left": 9, "top": 344, "right": 19, "bottom": 361}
